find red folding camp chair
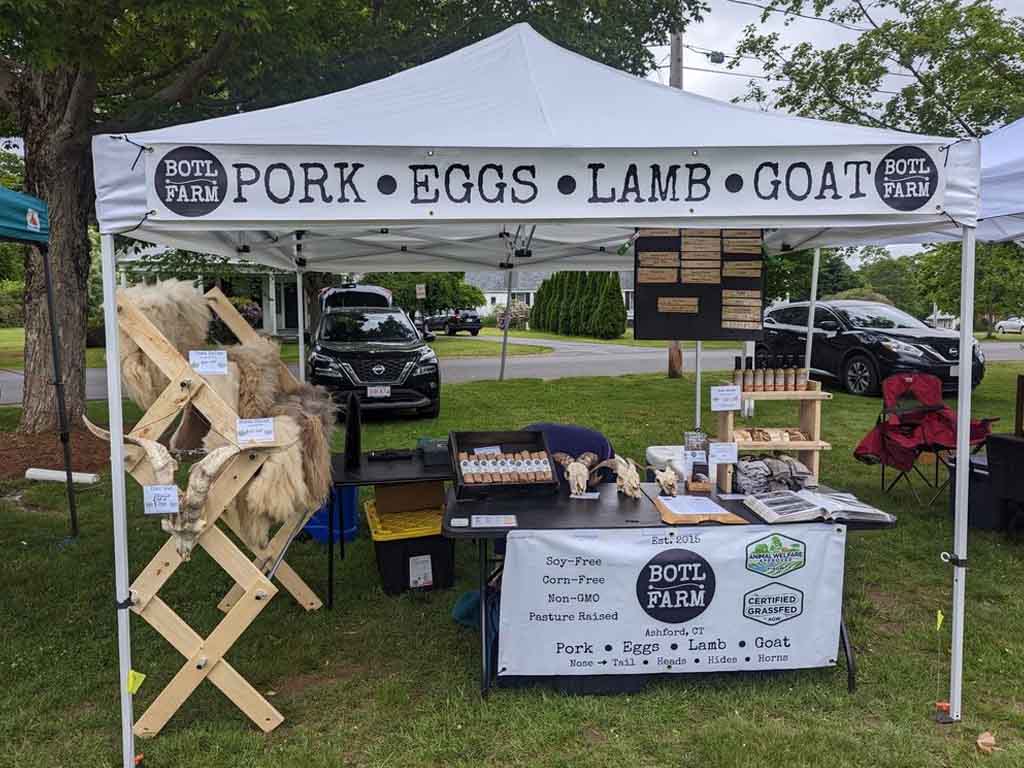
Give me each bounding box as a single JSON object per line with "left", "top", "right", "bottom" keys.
{"left": 854, "top": 373, "right": 995, "bottom": 504}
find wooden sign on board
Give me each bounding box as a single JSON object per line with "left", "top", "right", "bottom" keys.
{"left": 634, "top": 228, "right": 765, "bottom": 341}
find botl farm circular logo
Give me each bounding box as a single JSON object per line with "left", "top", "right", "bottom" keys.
{"left": 155, "top": 146, "right": 227, "bottom": 217}
{"left": 874, "top": 146, "right": 938, "bottom": 211}
{"left": 636, "top": 548, "right": 715, "bottom": 623}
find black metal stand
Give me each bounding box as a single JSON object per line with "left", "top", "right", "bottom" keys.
{"left": 326, "top": 491, "right": 347, "bottom": 610}
{"left": 840, "top": 615, "right": 857, "bottom": 692}
{"left": 479, "top": 538, "right": 490, "bottom": 697}
{"left": 39, "top": 244, "right": 77, "bottom": 539}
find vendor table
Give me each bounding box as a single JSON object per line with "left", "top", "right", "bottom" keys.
{"left": 330, "top": 452, "right": 455, "bottom": 608}
{"left": 443, "top": 482, "right": 894, "bottom": 696}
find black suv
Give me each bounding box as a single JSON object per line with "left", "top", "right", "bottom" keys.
{"left": 425, "top": 308, "right": 482, "bottom": 336}
{"left": 307, "top": 307, "right": 441, "bottom": 417}
{"left": 759, "top": 300, "right": 985, "bottom": 396}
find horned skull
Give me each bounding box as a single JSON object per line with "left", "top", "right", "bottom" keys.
{"left": 551, "top": 451, "right": 602, "bottom": 495}
{"left": 653, "top": 467, "right": 679, "bottom": 497}
{"left": 611, "top": 455, "right": 642, "bottom": 499}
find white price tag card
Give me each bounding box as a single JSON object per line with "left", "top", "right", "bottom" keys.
{"left": 708, "top": 442, "right": 739, "bottom": 465}
{"left": 471, "top": 514, "right": 518, "bottom": 528}
{"left": 408, "top": 554, "right": 434, "bottom": 588}
{"left": 710, "top": 384, "right": 742, "bottom": 412}
{"left": 237, "top": 417, "right": 275, "bottom": 444}
{"left": 473, "top": 446, "right": 502, "bottom": 455}
{"left": 143, "top": 485, "right": 179, "bottom": 516}
{"left": 569, "top": 491, "right": 601, "bottom": 500}
{"left": 188, "top": 349, "right": 228, "bottom": 375}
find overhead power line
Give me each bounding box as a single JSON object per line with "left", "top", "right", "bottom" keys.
{"left": 726, "top": 0, "right": 870, "bottom": 32}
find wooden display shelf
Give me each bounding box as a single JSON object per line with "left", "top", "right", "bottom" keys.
{"left": 741, "top": 389, "right": 833, "bottom": 401}
{"left": 735, "top": 439, "right": 831, "bottom": 451}
{"left": 717, "top": 379, "right": 827, "bottom": 493}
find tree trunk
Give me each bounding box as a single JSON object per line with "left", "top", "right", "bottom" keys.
{"left": 17, "top": 66, "right": 96, "bottom": 433}
{"left": 668, "top": 340, "right": 683, "bottom": 378}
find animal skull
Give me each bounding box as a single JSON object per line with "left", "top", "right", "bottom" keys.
{"left": 552, "top": 451, "right": 602, "bottom": 495}
{"left": 613, "top": 455, "right": 642, "bottom": 499}
{"left": 654, "top": 467, "right": 678, "bottom": 496}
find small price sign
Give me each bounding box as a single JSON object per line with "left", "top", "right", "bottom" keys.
{"left": 710, "top": 384, "right": 742, "bottom": 412}
{"left": 237, "top": 417, "right": 275, "bottom": 445}
{"left": 188, "top": 349, "right": 228, "bottom": 375}
{"left": 143, "top": 485, "right": 180, "bottom": 516}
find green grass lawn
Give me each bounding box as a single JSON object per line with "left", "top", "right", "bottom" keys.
{"left": 0, "top": 329, "right": 550, "bottom": 369}
{"left": 2, "top": 365, "right": 1024, "bottom": 767}
{"left": 479, "top": 326, "right": 742, "bottom": 350}
{"left": 976, "top": 331, "right": 1024, "bottom": 342}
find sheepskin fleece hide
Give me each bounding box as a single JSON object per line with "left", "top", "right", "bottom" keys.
{"left": 119, "top": 280, "right": 211, "bottom": 409}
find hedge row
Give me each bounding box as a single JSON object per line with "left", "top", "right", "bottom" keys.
{"left": 531, "top": 272, "right": 626, "bottom": 339}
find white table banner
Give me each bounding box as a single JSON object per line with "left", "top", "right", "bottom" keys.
{"left": 498, "top": 524, "right": 846, "bottom": 677}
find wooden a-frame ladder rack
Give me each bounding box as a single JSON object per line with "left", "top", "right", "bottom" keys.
{"left": 114, "top": 287, "right": 322, "bottom": 738}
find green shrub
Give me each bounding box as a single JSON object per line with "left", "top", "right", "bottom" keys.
{"left": 0, "top": 279, "right": 24, "bottom": 327}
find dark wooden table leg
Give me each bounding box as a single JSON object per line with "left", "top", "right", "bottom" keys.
{"left": 840, "top": 615, "right": 857, "bottom": 693}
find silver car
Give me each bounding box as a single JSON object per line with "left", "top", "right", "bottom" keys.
{"left": 995, "top": 316, "right": 1024, "bottom": 333}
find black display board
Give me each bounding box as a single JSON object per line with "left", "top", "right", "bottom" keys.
{"left": 633, "top": 228, "right": 765, "bottom": 341}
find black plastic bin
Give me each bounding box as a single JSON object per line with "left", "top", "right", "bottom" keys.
{"left": 365, "top": 501, "right": 455, "bottom": 595}
{"left": 948, "top": 455, "right": 1008, "bottom": 530}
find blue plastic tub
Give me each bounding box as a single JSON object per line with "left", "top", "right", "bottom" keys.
{"left": 304, "top": 486, "right": 359, "bottom": 542}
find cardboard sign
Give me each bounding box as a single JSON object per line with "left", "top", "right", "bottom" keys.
{"left": 188, "top": 349, "right": 228, "bottom": 375}
{"left": 143, "top": 485, "right": 180, "bottom": 516}
{"left": 710, "top": 385, "right": 742, "bottom": 412}
{"left": 237, "top": 417, "right": 275, "bottom": 444}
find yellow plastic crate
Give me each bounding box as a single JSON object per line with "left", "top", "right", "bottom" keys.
{"left": 364, "top": 500, "right": 444, "bottom": 542}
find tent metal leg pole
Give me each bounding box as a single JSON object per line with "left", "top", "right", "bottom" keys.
{"left": 100, "top": 234, "right": 135, "bottom": 768}
{"left": 296, "top": 269, "right": 305, "bottom": 383}
{"left": 39, "top": 243, "right": 77, "bottom": 538}
{"left": 695, "top": 341, "right": 702, "bottom": 430}
{"left": 499, "top": 269, "right": 512, "bottom": 381}
{"left": 804, "top": 247, "right": 821, "bottom": 369}
{"left": 948, "top": 225, "right": 976, "bottom": 723}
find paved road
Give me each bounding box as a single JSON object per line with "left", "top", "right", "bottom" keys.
{"left": 1, "top": 338, "right": 1021, "bottom": 404}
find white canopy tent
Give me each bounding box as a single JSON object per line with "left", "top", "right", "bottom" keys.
{"left": 92, "top": 24, "right": 981, "bottom": 767}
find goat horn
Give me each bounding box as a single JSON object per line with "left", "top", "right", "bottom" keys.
{"left": 182, "top": 445, "right": 240, "bottom": 515}
{"left": 124, "top": 435, "right": 178, "bottom": 486}
{"left": 82, "top": 416, "right": 110, "bottom": 442}
{"left": 84, "top": 416, "right": 178, "bottom": 485}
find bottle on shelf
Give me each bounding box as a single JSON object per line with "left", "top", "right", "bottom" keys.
{"left": 743, "top": 356, "right": 754, "bottom": 392}
{"left": 753, "top": 358, "right": 765, "bottom": 392}
{"left": 796, "top": 354, "right": 809, "bottom": 391}
{"left": 784, "top": 355, "right": 796, "bottom": 391}
{"left": 774, "top": 355, "right": 786, "bottom": 391}
{"left": 733, "top": 356, "right": 744, "bottom": 389}
{"left": 764, "top": 356, "right": 775, "bottom": 392}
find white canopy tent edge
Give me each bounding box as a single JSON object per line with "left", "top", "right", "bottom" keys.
{"left": 92, "top": 23, "right": 983, "bottom": 768}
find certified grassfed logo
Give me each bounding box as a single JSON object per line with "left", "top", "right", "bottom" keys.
{"left": 874, "top": 146, "right": 938, "bottom": 212}
{"left": 745, "top": 534, "right": 806, "bottom": 578}
{"left": 155, "top": 146, "right": 228, "bottom": 217}
{"left": 636, "top": 548, "right": 716, "bottom": 623}
{"left": 743, "top": 582, "right": 804, "bottom": 626}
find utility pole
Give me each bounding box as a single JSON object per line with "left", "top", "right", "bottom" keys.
{"left": 667, "top": 23, "right": 685, "bottom": 378}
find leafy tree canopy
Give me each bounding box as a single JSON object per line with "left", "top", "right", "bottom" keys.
{"left": 362, "top": 272, "right": 484, "bottom": 315}
{"left": 733, "top": 0, "right": 1024, "bottom": 136}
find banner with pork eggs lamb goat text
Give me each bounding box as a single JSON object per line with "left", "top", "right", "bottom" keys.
{"left": 144, "top": 144, "right": 947, "bottom": 223}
